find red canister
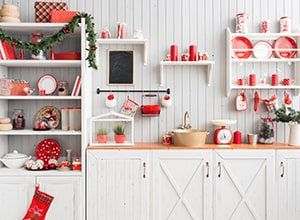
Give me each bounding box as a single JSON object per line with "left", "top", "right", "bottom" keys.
{"left": 189, "top": 45, "right": 197, "bottom": 61}
{"left": 271, "top": 74, "right": 279, "bottom": 86}
{"left": 170, "top": 45, "right": 178, "bottom": 61}
{"left": 261, "top": 20, "right": 270, "bottom": 33}
{"left": 249, "top": 73, "right": 256, "bottom": 86}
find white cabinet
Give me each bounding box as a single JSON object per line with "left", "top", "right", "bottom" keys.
{"left": 152, "top": 150, "right": 213, "bottom": 220}
{"left": 87, "top": 150, "right": 150, "bottom": 220}
{"left": 226, "top": 28, "right": 300, "bottom": 96}
{"left": 38, "top": 176, "right": 82, "bottom": 220}
{"left": 277, "top": 150, "right": 300, "bottom": 220}
{"left": 214, "top": 150, "right": 276, "bottom": 220}
{"left": 0, "top": 174, "right": 81, "bottom": 220}
{"left": 0, "top": 176, "right": 35, "bottom": 219}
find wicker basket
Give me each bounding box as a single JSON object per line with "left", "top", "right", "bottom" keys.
{"left": 50, "top": 10, "right": 77, "bottom": 23}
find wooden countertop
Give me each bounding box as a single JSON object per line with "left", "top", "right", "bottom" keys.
{"left": 87, "top": 143, "right": 300, "bottom": 150}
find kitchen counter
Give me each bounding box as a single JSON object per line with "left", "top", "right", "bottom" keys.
{"left": 87, "top": 142, "right": 300, "bottom": 150}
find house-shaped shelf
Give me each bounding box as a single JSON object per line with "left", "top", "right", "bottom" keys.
{"left": 89, "top": 111, "right": 134, "bottom": 146}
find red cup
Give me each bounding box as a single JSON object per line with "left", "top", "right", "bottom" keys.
{"left": 170, "top": 45, "right": 178, "bottom": 61}
{"left": 101, "top": 31, "right": 110, "bottom": 39}
{"left": 39, "top": 89, "right": 46, "bottom": 96}
{"left": 283, "top": 77, "right": 293, "bottom": 86}
{"left": 237, "top": 78, "right": 246, "bottom": 86}
{"left": 249, "top": 74, "right": 256, "bottom": 86}
{"left": 189, "top": 45, "right": 197, "bottom": 61}
{"left": 271, "top": 74, "right": 278, "bottom": 86}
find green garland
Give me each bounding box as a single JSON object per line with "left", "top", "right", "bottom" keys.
{"left": 0, "top": 12, "right": 97, "bottom": 70}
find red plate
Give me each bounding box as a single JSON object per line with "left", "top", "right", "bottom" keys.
{"left": 273, "top": 36, "right": 297, "bottom": 58}
{"left": 232, "top": 36, "right": 253, "bottom": 59}
{"left": 35, "top": 139, "right": 61, "bottom": 164}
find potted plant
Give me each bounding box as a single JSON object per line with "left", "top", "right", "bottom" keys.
{"left": 273, "top": 104, "right": 300, "bottom": 146}
{"left": 113, "top": 124, "right": 126, "bottom": 144}
{"left": 97, "top": 128, "right": 108, "bottom": 144}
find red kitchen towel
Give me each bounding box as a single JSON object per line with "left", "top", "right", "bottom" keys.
{"left": 34, "top": 1, "right": 68, "bottom": 23}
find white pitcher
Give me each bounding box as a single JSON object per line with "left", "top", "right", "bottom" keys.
{"left": 288, "top": 123, "right": 300, "bottom": 146}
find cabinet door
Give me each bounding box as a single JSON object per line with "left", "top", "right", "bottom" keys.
{"left": 87, "top": 150, "right": 149, "bottom": 220}
{"left": 214, "top": 150, "right": 275, "bottom": 220}
{"left": 37, "top": 176, "right": 82, "bottom": 220}
{"left": 0, "top": 176, "right": 35, "bottom": 220}
{"left": 152, "top": 150, "right": 213, "bottom": 220}
{"left": 277, "top": 150, "right": 300, "bottom": 220}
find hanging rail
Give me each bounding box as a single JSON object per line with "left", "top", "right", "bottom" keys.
{"left": 96, "top": 87, "right": 171, "bottom": 95}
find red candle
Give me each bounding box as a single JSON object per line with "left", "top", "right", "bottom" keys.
{"left": 170, "top": 45, "right": 178, "bottom": 61}
{"left": 234, "top": 130, "right": 242, "bottom": 144}
{"left": 189, "top": 45, "right": 197, "bottom": 61}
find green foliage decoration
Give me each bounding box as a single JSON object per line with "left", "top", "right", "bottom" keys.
{"left": 273, "top": 104, "right": 300, "bottom": 124}
{"left": 113, "top": 124, "right": 125, "bottom": 135}
{"left": 0, "top": 12, "right": 97, "bottom": 69}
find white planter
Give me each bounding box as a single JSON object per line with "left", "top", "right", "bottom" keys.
{"left": 288, "top": 123, "right": 300, "bottom": 146}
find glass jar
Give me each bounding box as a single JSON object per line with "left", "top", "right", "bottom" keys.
{"left": 58, "top": 81, "right": 69, "bottom": 96}
{"left": 12, "top": 109, "right": 25, "bottom": 129}
{"left": 31, "top": 33, "right": 46, "bottom": 60}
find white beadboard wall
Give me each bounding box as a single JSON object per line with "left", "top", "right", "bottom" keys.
{"left": 3, "top": 0, "right": 300, "bottom": 144}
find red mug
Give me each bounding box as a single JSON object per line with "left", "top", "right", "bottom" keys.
{"left": 162, "top": 133, "right": 172, "bottom": 145}
{"left": 101, "top": 30, "right": 110, "bottom": 39}
{"left": 237, "top": 78, "right": 246, "bottom": 86}
{"left": 283, "top": 77, "right": 293, "bottom": 86}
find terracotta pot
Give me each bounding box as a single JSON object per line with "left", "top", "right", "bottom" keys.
{"left": 114, "top": 134, "right": 126, "bottom": 144}
{"left": 97, "top": 135, "right": 108, "bottom": 144}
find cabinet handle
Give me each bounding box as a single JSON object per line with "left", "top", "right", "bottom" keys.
{"left": 143, "top": 162, "right": 146, "bottom": 178}
{"left": 280, "top": 161, "right": 285, "bottom": 178}
{"left": 217, "top": 162, "right": 221, "bottom": 178}
{"left": 206, "top": 162, "right": 209, "bottom": 178}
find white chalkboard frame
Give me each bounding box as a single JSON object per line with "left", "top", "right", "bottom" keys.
{"left": 107, "top": 49, "right": 135, "bottom": 86}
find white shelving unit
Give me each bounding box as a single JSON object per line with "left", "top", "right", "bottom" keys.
{"left": 0, "top": 20, "right": 91, "bottom": 219}
{"left": 159, "top": 60, "right": 215, "bottom": 87}
{"left": 226, "top": 27, "right": 300, "bottom": 96}
{"left": 96, "top": 38, "right": 148, "bottom": 65}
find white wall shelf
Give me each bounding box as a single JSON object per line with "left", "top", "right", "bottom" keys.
{"left": 226, "top": 27, "right": 300, "bottom": 96}
{"left": 96, "top": 38, "right": 148, "bottom": 65}
{"left": 159, "top": 61, "right": 214, "bottom": 87}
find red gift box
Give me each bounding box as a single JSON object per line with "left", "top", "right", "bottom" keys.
{"left": 34, "top": 1, "right": 68, "bottom": 23}
{"left": 51, "top": 10, "right": 77, "bottom": 23}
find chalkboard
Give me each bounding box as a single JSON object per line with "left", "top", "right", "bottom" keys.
{"left": 107, "top": 49, "right": 135, "bottom": 85}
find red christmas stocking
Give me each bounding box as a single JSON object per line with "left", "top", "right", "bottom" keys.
{"left": 23, "top": 185, "right": 54, "bottom": 220}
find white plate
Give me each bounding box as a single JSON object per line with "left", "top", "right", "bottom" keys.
{"left": 253, "top": 40, "right": 273, "bottom": 59}
{"left": 37, "top": 74, "right": 57, "bottom": 95}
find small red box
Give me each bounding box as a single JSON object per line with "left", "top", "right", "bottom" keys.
{"left": 51, "top": 10, "right": 77, "bottom": 23}
{"left": 54, "top": 52, "right": 81, "bottom": 60}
